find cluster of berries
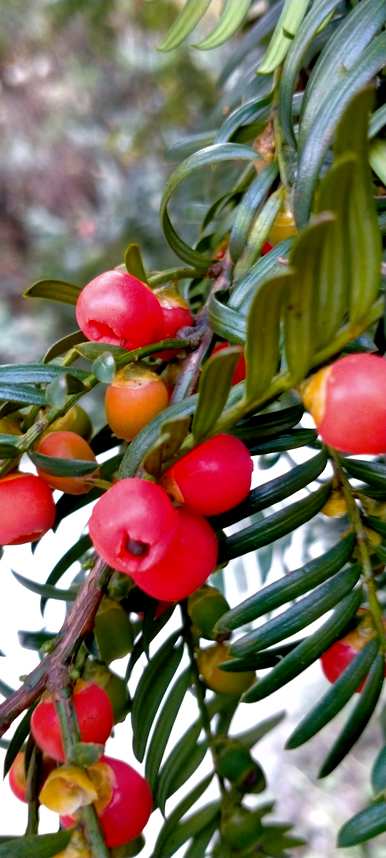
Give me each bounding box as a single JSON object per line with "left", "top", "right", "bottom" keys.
{"left": 9, "top": 680, "right": 152, "bottom": 849}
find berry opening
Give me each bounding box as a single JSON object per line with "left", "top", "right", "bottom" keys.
{"left": 124, "top": 537, "right": 150, "bottom": 558}
{"left": 86, "top": 320, "right": 119, "bottom": 341}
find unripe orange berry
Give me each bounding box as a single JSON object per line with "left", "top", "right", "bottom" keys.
{"left": 212, "top": 343, "right": 246, "bottom": 385}
{"left": 76, "top": 270, "right": 163, "bottom": 349}
{"left": 31, "top": 681, "right": 113, "bottom": 762}
{"left": 162, "top": 434, "right": 253, "bottom": 516}
{"left": 60, "top": 756, "right": 152, "bottom": 848}
{"left": 105, "top": 364, "right": 169, "bottom": 442}
{"left": 303, "top": 354, "right": 386, "bottom": 454}
{"left": 35, "top": 431, "right": 98, "bottom": 495}
{"left": 0, "top": 472, "right": 55, "bottom": 545}
{"left": 131, "top": 507, "right": 218, "bottom": 601}
{"left": 197, "top": 642, "right": 255, "bottom": 695}
{"left": 89, "top": 477, "right": 179, "bottom": 575}
{"left": 154, "top": 285, "right": 193, "bottom": 359}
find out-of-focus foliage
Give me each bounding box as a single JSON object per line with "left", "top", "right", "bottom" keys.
{"left": 0, "top": 0, "right": 219, "bottom": 359}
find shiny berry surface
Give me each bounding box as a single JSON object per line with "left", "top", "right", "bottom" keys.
{"left": 163, "top": 434, "right": 253, "bottom": 516}
{"left": 75, "top": 270, "right": 163, "bottom": 349}
{"left": 304, "top": 354, "right": 386, "bottom": 454}
{"left": 105, "top": 364, "right": 169, "bottom": 441}
{"left": 36, "top": 431, "right": 98, "bottom": 495}
{"left": 9, "top": 752, "right": 27, "bottom": 803}
{"left": 31, "top": 681, "right": 113, "bottom": 762}
{"left": 131, "top": 507, "right": 218, "bottom": 601}
{"left": 89, "top": 477, "right": 179, "bottom": 575}
{"left": 0, "top": 472, "right": 55, "bottom": 545}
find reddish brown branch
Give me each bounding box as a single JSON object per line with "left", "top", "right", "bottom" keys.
{"left": 0, "top": 556, "right": 109, "bottom": 737}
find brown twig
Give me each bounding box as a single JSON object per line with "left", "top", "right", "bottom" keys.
{"left": 171, "top": 252, "right": 233, "bottom": 403}
{"left": 0, "top": 556, "right": 109, "bottom": 737}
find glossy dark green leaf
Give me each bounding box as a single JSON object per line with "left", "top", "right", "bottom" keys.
{"left": 243, "top": 588, "right": 363, "bottom": 702}
{"left": 4, "top": 708, "right": 33, "bottom": 777}
{"left": 221, "top": 482, "right": 331, "bottom": 562}
{"left": 218, "top": 0, "right": 281, "bottom": 84}
{"left": 0, "top": 364, "right": 86, "bottom": 385}
{"left": 343, "top": 457, "right": 386, "bottom": 489}
{"left": 284, "top": 215, "right": 334, "bottom": 383}
{"left": 338, "top": 801, "right": 386, "bottom": 847}
{"left": 334, "top": 88, "right": 382, "bottom": 324}
{"left": 125, "top": 609, "right": 176, "bottom": 680}
{"left": 213, "top": 448, "right": 328, "bottom": 531}
{"left": 12, "top": 570, "right": 77, "bottom": 602}
{"left": 216, "top": 97, "right": 271, "bottom": 147}
{"left": 153, "top": 774, "right": 213, "bottom": 857}
{"left": 232, "top": 402, "right": 304, "bottom": 443}
{"left": 156, "top": 722, "right": 204, "bottom": 814}
{"left": 145, "top": 668, "right": 191, "bottom": 790}
{"left": 234, "top": 189, "right": 282, "bottom": 279}
{"left": 207, "top": 294, "right": 246, "bottom": 343}
{"left": 132, "top": 632, "right": 182, "bottom": 762}
{"left": 158, "top": 803, "right": 220, "bottom": 857}
{"left": 160, "top": 144, "right": 257, "bottom": 267}
{"left": 29, "top": 450, "right": 97, "bottom": 477}
{"left": 313, "top": 155, "right": 353, "bottom": 349}
{"left": 319, "top": 654, "right": 384, "bottom": 777}
{"left": 287, "top": 638, "right": 379, "bottom": 749}
{"left": 229, "top": 163, "right": 278, "bottom": 263}
{"left": 295, "top": 34, "right": 386, "bottom": 225}
{"left": 299, "top": 0, "right": 386, "bottom": 146}
{"left": 159, "top": 0, "right": 211, "bottom": 51}
{"left": 23, "top": 280, "right": 81, "bottom": 305}
{"left": 230, "top": 564, "right": 360, "bottom": 658}
{"left": 371, "top": 746, "right": 386, "bottom": 794}
{"left": 75, "top": 338, "right": 189, "bottom": 365}
{"left": 258, "top": 0, "right": 310, "bottom": 74}
{"left": 196, "top": 0, "right": 251, "bottom": 50}
{"left": 92, "top": 352, "right": 116, "bottom": 383}
{"left": 0, "top": 833, "right": 72, "bottom": 858}
{"left": 40, "top": 534, "right": 91, "bottom": 614}
{"left": 221, "top": 641, "right": 303, "bottom": 672}
{"left": 279, "top": 0, "right": 344, "bottom": 151}
{"left": 217, "top": 531, "right": 354, "bottom": 632}
{"left": 230, "top": 240, "right": 292, "bottom": 313}
{"left": 43, "top": 331, "right": 85, "bottom": 363}
{"left": 245, "top": 272, "right": 291, "bottom": 402}
{"left": 119, "top": 395, "right": 199, "bottom": 478}
{"left": 0, "top": 385, "right": 47, "bottom": 406}
{"left": 124, "top": 243, "right": 148, "bottom": 282}
{"left": 235, "top": 711, "right": 286, "bottom": 749}
{"left": 370, "top": 139, "right": 386, "bottom": 184}
{"left": 248, "top": 428, "right": 317, "bottom": 454}
{"left": 192, "top": 346, "right": 241, "bottom": 442}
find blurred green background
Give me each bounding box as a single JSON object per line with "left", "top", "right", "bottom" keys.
{"left": 0, "top": 0, "right": 222, "bottom": 361}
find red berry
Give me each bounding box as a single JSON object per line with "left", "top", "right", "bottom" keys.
{"left": 61, "top": 755, "right": 152, "bottom": 848}
{"left": 0, "top": 472, "right": 55, "bottom": 545}
{"left": 31, "top": 681, "right": 113, "bottom": 762}
{"left": 35, "top": 431, "right": 98, "bottom": 495}
{"left": 261, "top": 241, "right": 273, "bottom": 255}
{"left": 303, "top": 354, "right": 386, "bottom": 454}
{"left": 155, "top": 285, "right": 193, "bottom": 339}
{"left": 75, "top": 270, "right": 163, "bottom": 350}
{"left": 131, "top": 506, "right": 218, "bottom": 601}
{"left": 320, "top": 611, "right": 386, "bottom": 691}
{"left": 162, "top": 434, "right": 253, "bottom": 516}
{"left": 89, "top": 478, "right": 179, "bottom": 575}
{"left": 212, "top": 343, "right": 246, "bottom": 385}
{"left": 9, "top": 752, "right": 27, "bottom": 803}
{"left": 105, "top": 364, "right": 169, "bottom": 441}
